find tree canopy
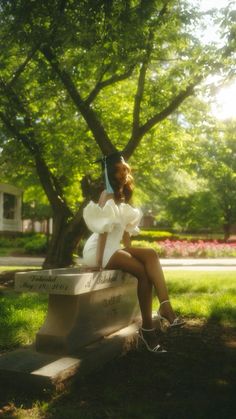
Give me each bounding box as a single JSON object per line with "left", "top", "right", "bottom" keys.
{"left": 0, "top": 0, "right": 235, "bottom": 266}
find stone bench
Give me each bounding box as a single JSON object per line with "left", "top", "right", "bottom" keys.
{"left": 15, "top": 267, "right": 140, "bottom": 356}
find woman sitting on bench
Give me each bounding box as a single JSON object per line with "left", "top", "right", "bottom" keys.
{"left": 83, "top": 152, "right": 184, "bottom": 353}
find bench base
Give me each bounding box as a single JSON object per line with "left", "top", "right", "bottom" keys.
{"left": 0, "top": 323, "right": 139, "bottom": 395}
{"left": 15, "top": 269, "right": 140, "bottom": 355}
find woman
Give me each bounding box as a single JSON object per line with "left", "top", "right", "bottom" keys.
{"left": 83, "top": 152, "right": 184, "bottom": 353}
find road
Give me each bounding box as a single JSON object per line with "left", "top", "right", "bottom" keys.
{"left": 0, "top": 256, "right": 236, "bottom": 270}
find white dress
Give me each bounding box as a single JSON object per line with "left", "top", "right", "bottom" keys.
{"left": 82, "top": 199, "right": 143, "bottom": 268}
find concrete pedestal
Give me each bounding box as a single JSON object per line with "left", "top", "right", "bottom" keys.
{"left": 0, "top": 324, "right": 138, "bottom": 394}
{"left": 0, "top": 268, "right": 141, "bottom": 393}
{"left": 15, "top": 268, "right": 140, "bottom": 355}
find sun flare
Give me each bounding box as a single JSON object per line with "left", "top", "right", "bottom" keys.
{"left": 211, "top": 82, "right": 236, "bottom": 120}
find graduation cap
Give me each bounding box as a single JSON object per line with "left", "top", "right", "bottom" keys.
{"left": 95, "top": 151, "right": 125, "bottom": 168}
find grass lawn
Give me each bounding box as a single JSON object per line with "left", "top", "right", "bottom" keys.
{"left": 0, "top": 270, "right": 235, "bottom": 419}
{"left": 0, "top": 248, "right": 26, "bottom": 257}
{"left": 0, "top": 266, "right": 40, "bottom": 271}
{"left": 162, "top": 271, "right": 236, "bottom": 325}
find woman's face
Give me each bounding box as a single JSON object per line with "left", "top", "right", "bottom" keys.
{"left": 114, "top": 162, "right": 130, "bottom": 186}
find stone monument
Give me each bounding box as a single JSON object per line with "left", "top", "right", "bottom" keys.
{"left": 0, "top": 267, "right": 140, "bottom": 392}
{"left": 15, "top": 267, "right": 140, "bottom": 355}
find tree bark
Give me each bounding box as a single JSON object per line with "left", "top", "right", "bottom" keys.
{"left": 223, "top": 223, "right": 231, "bottom": 241}
{"left": 43, "top": 180, "right": 99, "bottom": 268}
{"left": 40, "top": 45, "right": 116, "bottom": 156}
{"left": 43, "top": 211, "right": 87, "bottom": 268}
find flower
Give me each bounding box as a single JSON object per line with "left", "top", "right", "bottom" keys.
{"left": 156, "top": 239, "right": 236, "bottom": 258}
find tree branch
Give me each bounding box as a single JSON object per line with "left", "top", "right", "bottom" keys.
{"left": 131, "top": 11, "right": 162, "bottom": 146}
{"left": 132, "top": 62, "right": 148, "bottom": 139}
{"left": 85, "top": 65, "right": 135, "bottom": 105}
{"left": 40, "top": 45, "right": 116, "bottom": 155}
{"left": 0, "top": 110, "right": 35, "bottom": 154}
{"left": 124, "top": 78, "right": 202, "bottom": 159}
{"left": 0, "top": 83, "right": 71, "bottom": 215}
{"left": 141, "top": 79, "right": 201, "bottom": 135}
{"left": 7, "top": 44, "right": 40, "bottom": 88}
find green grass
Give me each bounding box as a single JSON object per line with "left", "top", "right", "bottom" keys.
{"left": 164, "top": 271, "right": 236, "bottom": 325}
{"left": 0, "top": 247, "right": 24, "bottom": 256}
{"left": 0, "top": 266, "right": 40, "bottom": 272}
{"left": 0, "top": 271, "right": 235, "bottom": 352}
{"left": 0, "top": 270, "right": 235, "bottom": 419}
{"left": 0, "top": 292, "right": 47, "bottom": 351}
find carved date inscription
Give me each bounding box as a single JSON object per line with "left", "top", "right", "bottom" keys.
{"left": 19, "top": 275, "right": 69, "bottom": 293}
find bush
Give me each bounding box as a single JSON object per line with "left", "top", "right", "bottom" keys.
{"left": 0, "top": 233, "right": 48, "bottom": 255}
{"left": 132, "top": 240, "right": 162, "bottom": 253}
{"left": 0, "top": 237, "right": 13, "bottom": 247}
{"left": 23, "top": 234, "right": 48, "bottom": 255}
{"left": 135, "top": 230, "right": 175, "bottom": 242}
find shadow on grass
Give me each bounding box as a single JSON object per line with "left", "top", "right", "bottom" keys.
{"left": 209, "top": 304, "right": 236, "bottom": 324}
{"left": 0, "top": 271, "right": 236, "bottom": 419}
{"left": 0, "top": 316, "right": 235, "bottom": 419}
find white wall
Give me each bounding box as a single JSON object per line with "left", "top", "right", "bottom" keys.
{"left": 0, "top": 183, "right": 22, "bottom": 232}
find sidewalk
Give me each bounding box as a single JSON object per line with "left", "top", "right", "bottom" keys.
{"left": 160, "top": 258, "right": 236, "bottom": 271}
{"left": 0, "top": 256, "right": 236, "bottom": 269}
{"left": 0, "top": 256, "right": 44, "bottom": 267}
{"left": 160, "top": 258, "right": 236, "bottom": 266}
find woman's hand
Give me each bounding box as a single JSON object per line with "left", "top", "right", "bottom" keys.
{"left": 122, "top": 231, "right": 131, "bottom": 248}
{"left": 96, "top": 258, "right": 103, "bottom": 271}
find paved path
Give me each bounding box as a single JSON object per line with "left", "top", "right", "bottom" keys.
{"left": 161, "top": 258, "right": 236, "bottom": 271}
{"left": 0, "top": 256, "right": 236, "bottom": 270}
{"left": 0, "top": 256, "right": 44, "bottom": 267}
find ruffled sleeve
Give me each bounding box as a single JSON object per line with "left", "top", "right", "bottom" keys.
{"left": 120, "top": 203, "right": 143, "bottom": 236}
{"left": 83, "top": 199, "right": 120, "bottom": 234}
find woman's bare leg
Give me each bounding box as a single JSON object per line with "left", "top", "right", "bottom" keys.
{"left": 106, "top": 249, "right": 153, "bottom": 329}
{"left": 125, "top": 247, "right": 176, "bottom": 323}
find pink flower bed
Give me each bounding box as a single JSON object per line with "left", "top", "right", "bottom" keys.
{"left": 156, "top": 239, "right": 236, "bottom": 258}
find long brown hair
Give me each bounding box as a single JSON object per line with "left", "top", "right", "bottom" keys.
{"left": 107, "top": 161, "right": 134, "bottom": 203}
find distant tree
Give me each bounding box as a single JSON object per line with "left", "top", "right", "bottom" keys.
{"left": 199, "top": 120, "right": 236, "bottom": 239}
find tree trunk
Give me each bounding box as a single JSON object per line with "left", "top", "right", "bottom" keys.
{"left": 43, "top": 213, "right": 87, "bottom": 268}
{"left": 42, "top": 177, "right": 99, "bottom": 268}
{"left": 223, "top": 206, "right": 233, "bottom": 241}
{"left": 223, "top": 223, "right": 231, "bottom": 241}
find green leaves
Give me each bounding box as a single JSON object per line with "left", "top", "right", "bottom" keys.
{"left": 0, "top": 0, "right": 235, "bottom": 234}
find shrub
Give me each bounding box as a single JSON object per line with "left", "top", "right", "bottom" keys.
{"left": 132, "top": 240, "right": 162, "bottom": 253}
{"left": 23, "top": 234, "right": 48, "bottom": 255}
{"left": 0, "top": 233, "right": 48, "bottom": 255}
{"left": 0, "top": 237, "right": 13, "bottom": 247}
{"left": 135, "top": 230, "right": 174, "bottom": 242}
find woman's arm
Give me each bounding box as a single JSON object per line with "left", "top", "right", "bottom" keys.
{"left": 122, "top": 231, "right": 131, "bottom": 248}
{"left": 96, "top": 191, "right": 113, "bottom": 268}
{"left": 98, "top": 190, "right": 114, "bottom": 206}
{"left": 96, "top": 232, "right": 108, "bottom": 268}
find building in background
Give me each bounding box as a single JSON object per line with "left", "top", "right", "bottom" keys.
{"left": 140, "top": 210, "right": 156, "bottom": 228}
{"left": 22, "top": 218, "right": 53, "bottom": 234}
{"left": 0, "top": 183, "right": 22, "bottom": 233}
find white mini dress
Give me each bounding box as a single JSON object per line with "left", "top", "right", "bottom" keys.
{"left": 82, "top": 199, "right": 143, "bottom": 268}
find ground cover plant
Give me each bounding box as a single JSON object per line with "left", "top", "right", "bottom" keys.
{"left": 0, "top": 293, "right": 47, "bottom": 352}
{"left": 1, "top": 233, "right": 236, "bottom": 259}
{"left": 0, "top": 271, "right": 235, "bottom": 352}
{"left": 135, "top": 230, "right": 225, "bottom": 242}
{"left": 0, "top": 235, "right": 47, "bottom": 256}
{"left": 132, "top": 239, "right": 236, "bottom": 258}
{"left": 0, "top": 270, "right": 235, "bottom": 418}
{"left": 0, "top": 266, "right": 43, "bottom": 351}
